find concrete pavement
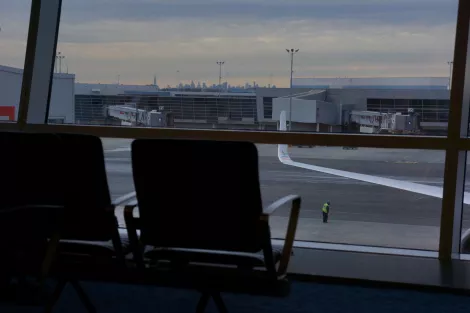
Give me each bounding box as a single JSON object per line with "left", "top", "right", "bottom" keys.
{"left": 102, "top": 139, "right": 469, "bottom": 251}
{"left": 114, "top": 206, "right": 440, "bottom": 250}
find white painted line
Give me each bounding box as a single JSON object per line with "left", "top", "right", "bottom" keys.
{"left": 276, "top": 114, "right": 470, "bottom": 203}
{"left": 105, "top": 147, "right": 131, "bottom": 153}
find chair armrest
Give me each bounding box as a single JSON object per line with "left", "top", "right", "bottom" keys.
{"left": 112, "top": 192, "right": 137, "bottom": 207}
{"left": 262, "top": 195, "right": 301, "bottom": 216}
{"left": 124, "top": 201, "right": 144, "bottom": 268}
{"left": 124, "top": 200, "right": 139, "bottom": 228}
{"left": 269, "top": 196, "right": 301, "bottom": 276}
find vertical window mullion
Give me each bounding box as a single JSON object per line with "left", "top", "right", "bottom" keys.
{"left": 18, "top": 0, "right": 62, "bottom": 127}
{"left": 439, "top": 0, "right": 470, "bottom": 261}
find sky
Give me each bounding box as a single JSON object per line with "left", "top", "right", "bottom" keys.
{"left": 0, "top": 0, "right": 459, "bottom": 87}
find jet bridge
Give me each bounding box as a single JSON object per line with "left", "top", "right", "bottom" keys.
{"left": 107, "top": 104, "right": 174, "bottom": 127}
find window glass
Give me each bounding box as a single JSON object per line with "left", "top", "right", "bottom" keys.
{"left": 0, "top": 1, "right": 32, "bottom": 123}
{"left": 461, "top": 155, "right": 470, "bottom": 256}
{"left": 266, "top": 145, "right": 445, "bottom": 250}
{"left": 48, "top": 0, "right": 460, "bottom": 253}
{"left": 47, "top": 0, "right": 456, "bottom": 137}
{"left": 102, "top": 137, "right": 444, "bottom": 251}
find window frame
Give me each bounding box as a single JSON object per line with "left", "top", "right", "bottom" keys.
{"left": 2, "top": 0, "right": 470, "bottom": 287}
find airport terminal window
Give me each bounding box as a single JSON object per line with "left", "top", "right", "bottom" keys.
{"left": 217, "top": 98, "right": 230, "bottom": 119}
{"left": 437, "top": 100, "right": 450, "bottom": 109}
{"left": 100, "top": 138, "right": 445, "bottom": 251}
{"left": 366, "top": 99, "right": 379, "bottom": 105}
{"left": 410, "top": 99, "right": 423, "bottom": 110}
{"left": 193, "top": 98, "right": 206, "bottom": 120}
{"left": 161, "top": 97, "right": 184, "bottom": 120}
{"left": 181, "top": 98, "right": 195, "bottom": 120}
{"left": 75, "top": 95, "right": 114, "bottom": 125}
{"left": 263, "top": 97, "right": 274, "bottom": 119}
{"left": 73, "top": 93, "right": 256, "bottom": 125}
{"left": 11, "top": 0, "right": 470, "bottom": 266}
{"left": 206, "top": 98, "right": 218, "bottom": 122}
{"left": 438, "top": 112, "right": 449, "bottom": 122}
{"left": 367, "top": 98, "right": 450, "bottom": 123}
{"left": 380, "top": 99, "right": 394, "bottom": 107}
{"left": 394, "top": 99, "right": 410, "bottom": 114}
{"left": 258, "top": 145, "right": 448, "bottom": 251}
{"left": 423, "top": 99, "right": 436, "bottom": 108}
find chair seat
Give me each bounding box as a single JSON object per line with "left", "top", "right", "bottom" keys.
{"left": 58, "top": 228, "right": 132, "bottom": 258}
{"left": 143, "top": 245, "right": 283, "bottom": 268}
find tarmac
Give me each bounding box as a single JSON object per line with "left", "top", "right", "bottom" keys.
{"left": 102, "top": 139, "right": 470, "bottom": 251}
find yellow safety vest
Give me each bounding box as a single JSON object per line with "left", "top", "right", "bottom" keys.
{"left": 322, "top": 203, "right": 329, "bottom": 213}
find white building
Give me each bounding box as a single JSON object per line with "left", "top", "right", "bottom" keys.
{"left": 292, "top": 77, "right": 449, "bottom": 90}
{"left": 272, "top": 90, "right": 341, "bottom": 132}
{"left": 0, "top": 65, "right": 75, "bottom": 123}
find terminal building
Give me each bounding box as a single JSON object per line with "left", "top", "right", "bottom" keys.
{"left": 0, "top": 65, "right": 450, "bottom": 134}
{"left": 291, "top": 77, "right": 450, "bottom": 90}
{"left": 257, "top": 85, "right": 449, "bottom": 134}
{"left": 74, "top": 83, "right": 258, "bottom": 129}
{"left": 0, "top": 65, "right": 75, "bottom": 124}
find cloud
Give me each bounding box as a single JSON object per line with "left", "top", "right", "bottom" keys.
{"left": 61, "top": 0, "right": 456, "bottom": 26}
{"left": 0, "top": 0, "right": 459, "bottom": 86}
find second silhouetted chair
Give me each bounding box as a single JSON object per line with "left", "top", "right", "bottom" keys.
{"left": 125, "top": 139, "right": 301, "bottom": 313}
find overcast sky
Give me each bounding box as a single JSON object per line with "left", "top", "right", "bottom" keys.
{"left": 0, "top": 0, "right": 459, "bottom": 87}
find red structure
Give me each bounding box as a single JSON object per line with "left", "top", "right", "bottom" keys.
{"left": 0, "top": 106, "right": 16, "bottom": 121}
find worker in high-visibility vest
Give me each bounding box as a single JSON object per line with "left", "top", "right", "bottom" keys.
{"left": 322, "top": 201, "right": 330, "bottom": 223}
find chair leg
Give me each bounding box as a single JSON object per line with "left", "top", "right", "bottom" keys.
{"left": 70, "top": 281, "right": 96, "bottom": 313}
{"left": 44, "top": 280, "right": 67, "bottom": 313}
{"left": 211, "top": 292, "right": 228, "bottom": 313}
{"left": 196, "top": 291, "right": 228, "bottom": 313}
{"left": 196, "top": 292, "right": 210, "bottom": 313}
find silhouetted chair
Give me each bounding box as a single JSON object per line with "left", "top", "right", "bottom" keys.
{"left": 125, "top": 139, "right": 301, "bottom": 313}
{"left": 44, "top": 133, "right": 135, "bottom": 313}
{"left": 0, "top": 131, "right": 65, "bottom": 304}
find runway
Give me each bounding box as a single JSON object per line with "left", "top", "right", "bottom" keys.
{"left": 102, "top": 142, "right": 470, "bottom": 251}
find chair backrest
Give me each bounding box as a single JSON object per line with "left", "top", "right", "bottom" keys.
{"left": 132, "top": 139, "right": 265, "bottom": 253}
{"left": 0, "top": 131, "right": 65, "bottom": 273}
{"left": 56, "top": 133, "right": 115, "bottom": 241}
{"left": 1, "top": 132, "right": 115, "bottom": 241}
{"left": 0, "top": 131, "right": 65, "bottom": 212}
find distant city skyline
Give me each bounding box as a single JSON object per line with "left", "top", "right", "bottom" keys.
{"left": 166, "top": 80, "right": 276, "bottom": 90}
{"left": 0, "top": 0, "right": 458, "bottom": 87}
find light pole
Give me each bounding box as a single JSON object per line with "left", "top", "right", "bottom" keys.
{"left": 176, "top": 70, "right": 180, "bottom": 91}
{"left": 447, "top": 61, "right": 453, "bottom": 90}
{"left": 56, "top": 52, "right": 65, "bottom": 73}
{"left": 286, "top": 48, "right": 299, "bottom": 130}
{"left": 217, "top": 61, "right": 225, "bottom": 92}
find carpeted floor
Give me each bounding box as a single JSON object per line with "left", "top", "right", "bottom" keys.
{"left": 2, "top": 280, "right": 470, "bottom": 313}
